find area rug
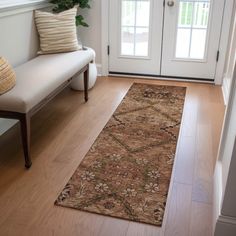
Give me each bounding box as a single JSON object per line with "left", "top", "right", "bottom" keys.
{"left": 55, "top": 83, "right": 186, "bottom": 226}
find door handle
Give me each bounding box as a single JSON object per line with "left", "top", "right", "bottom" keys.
{"left": 167, "top": 1, "right": 175, "bottom": 7}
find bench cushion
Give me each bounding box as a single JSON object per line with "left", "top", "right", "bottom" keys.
{"left": 0, "top": 49, "right": 94, "bottom": 113}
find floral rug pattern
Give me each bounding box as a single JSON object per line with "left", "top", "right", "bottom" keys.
{"left": 55, "top": 83, "right": 186, "bottom": 226}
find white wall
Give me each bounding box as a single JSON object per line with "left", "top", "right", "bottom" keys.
{"left": 0, "top": 1, "right": 102, "bottom": 66}
{"left": 212, "top": 2, "right": 236, "bottom": 234}
{"left": 220, "top": 71, "right": 236, "bottom": 213}
{"left": 78, "top": 0, "right": 102, "bottom": 65}
{"left": 214, "top": 51, "right": 236, "bottom": 235}
{"left": 221, "top": 1, "right": 236, "bottom": 104}
{"left": 214, "top": 70, "right": 236, "bottom": 234}
{"left": 0, "top": 11, "right": 39, "bottom": 66}
{"left": 217, "top": 1, "right": 236, "bottom": 209}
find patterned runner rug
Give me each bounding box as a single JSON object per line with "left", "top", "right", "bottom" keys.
{"left": 55, "top": 83, "right": 186, "bottom": 226}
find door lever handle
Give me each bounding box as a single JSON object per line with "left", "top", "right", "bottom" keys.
{"left": 167, "top": 1, "right": 175, "bottom": 7}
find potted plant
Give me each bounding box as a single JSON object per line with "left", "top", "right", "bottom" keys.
{"left": 50, "top": 0, "right": 90, "bottom": 27}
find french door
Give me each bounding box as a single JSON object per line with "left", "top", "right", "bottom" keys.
{"left": 109, "top": 0, "right": 225, "bottom": 80}
{"left": 109, "top": 0, "right": 163, "bottom": 75}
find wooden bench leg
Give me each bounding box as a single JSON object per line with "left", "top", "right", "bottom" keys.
{"left": 20, "top": 114, "right": 32, "bottom": 169}
{"left": 84, "top": 67, "right": 89, "bottom": 102}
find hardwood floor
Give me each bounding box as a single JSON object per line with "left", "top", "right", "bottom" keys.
{"left": 0, "top": 76, "right": 225, "bottom": 236}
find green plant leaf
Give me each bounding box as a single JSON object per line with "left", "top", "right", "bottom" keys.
{"left": 50, "top": 0, "right": 90, "bottom": 27}
{"left": 74, "top": 0, "right": 91, "bottom": 9}
{"left": 75, "top": 15, "right": 89, "bottom": 27}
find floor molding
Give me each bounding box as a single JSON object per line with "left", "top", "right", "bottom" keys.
{"left": 213, "top": 161, "right": 236, "bottom": 227}
{"left": 213, "top": 156, "right": 236, "bottom": 236}
{"left": 215, "top": 215, "right": 236, "bottom": 236}
{"left": 219, "top": 215, "right": 236, "bottom": 225}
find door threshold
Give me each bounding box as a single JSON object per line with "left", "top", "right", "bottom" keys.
{"left": 109, "top": 72, "right": 215, "bottom": 84}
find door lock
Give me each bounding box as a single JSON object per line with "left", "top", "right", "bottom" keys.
{"left": 167, "top": 1, "right": 175, "bottom": 7}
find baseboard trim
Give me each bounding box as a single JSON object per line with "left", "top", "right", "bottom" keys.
{"left": 215, "top": 218, "right": 236, "bottom": 236}
{"left": 213, "top": 161, "right": 236, "bottom": 236}
{"left": 219, "top": 215, "right": 236, "bottom": 225}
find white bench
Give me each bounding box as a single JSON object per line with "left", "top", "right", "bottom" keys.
{"left": 0, "top": 48, "right": 94, "bottom": 168}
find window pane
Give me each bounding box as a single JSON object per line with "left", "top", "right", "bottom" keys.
{"left": 121, "top": 0, "right": 150, "bottom": 57}
{"left": 175, "top": 0, "right": 210, "bottom": 59}
{"left": 135, "top": 27, "right": 149, "bottom": 56}
{"left": 193, "top": 2, "right": 210, "bottom": 28}
{"left": 122, "top": 0, "right": 135, "bottom": 26}
{"left": 178, "top": 2, "right": 193, "bottom": 27}
{"left": 121, "top": 27, "right": 135, "bottom": 56}
{"left": 190, "top": 29, "right": 207, "bottom": 59}
{"left": 175, "top": 29, "right": 191, "bottom": 58}
{"left": 136, "top": 1, "right": 150, "bottom": 27}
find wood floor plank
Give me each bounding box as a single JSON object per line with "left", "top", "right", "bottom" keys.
{"left": 189, "top": 201, "right": 212, "bottom": 236}
{"left": 174, "top": 136, "right": 196, "bottom": 185}
{"left": 164, "top": 183, "right": 192, "bottom": 236}
{"left": 98, "top": 217, "right": 129, "bottom": 236}
{"left": 0, "top": 224, "right": 54, "bottom": 236}
{"left": 181, "top": 99, "right": 199, "bottom": 137}
{"left": 192, "top": 124, "right": 214, "bottom": 204}
{"left": 126, "top": 222, "right": 162, "bottom": 236}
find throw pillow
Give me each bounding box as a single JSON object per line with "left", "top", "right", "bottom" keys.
{"left": 35, "top": 7, "right": 81, "bottom": 54}
{"left": 0, "top": 57, "right": 16, "bottom": 95}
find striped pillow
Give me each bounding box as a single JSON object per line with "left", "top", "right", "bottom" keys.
{"left": 0, "top": 57, "right": 16, "bottom": 95}
{"left": 35, "top": 7, "right": 81, "bottom": 54}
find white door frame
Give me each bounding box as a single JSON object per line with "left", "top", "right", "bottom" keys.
{"left": 214, "top": 0, "right": 235, "bottom": 85}
{"left": 101, "top": 0, "right": 234, "bottom": 85}
{"left": 101, "top": 0, "right": 109, "bottom": 77}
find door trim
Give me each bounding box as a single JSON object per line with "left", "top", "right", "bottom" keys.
{"left": 101, "top": 0, "right": 234, "bottom": 85}
{"left": 214, "top": 0, "right": 235, "bottom": 85}
{"left": 101, "top": 0, "right": 109, "bottom": 76}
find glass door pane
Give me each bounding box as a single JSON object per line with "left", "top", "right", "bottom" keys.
{"left": 109, "top": 0, "right": 163, "bottom": 75}
{"left": 175, "top": 0, "right": 211, "bottom": 60}
{"left": 121, "top": 0, "right": 151, "bottom": 57}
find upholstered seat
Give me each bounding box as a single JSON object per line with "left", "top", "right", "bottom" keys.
{"left": 0, "top": 48, "right": 94, "bottom": 113}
